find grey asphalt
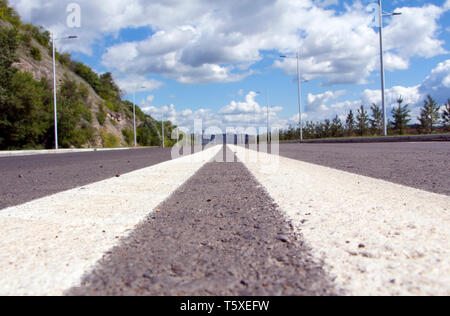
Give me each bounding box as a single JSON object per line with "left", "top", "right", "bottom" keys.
{"left": 68, "top": 148, "right": 338, "bottom": 296}
{"left": 0, "top": 148, "right": 173, "bottom": 210}
{"left": 278, "top": 142, "right": 450, "bottom": 196}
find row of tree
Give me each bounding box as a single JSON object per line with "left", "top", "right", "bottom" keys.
{"left": 280, "top": 96, "right": 450, "bottom": 141}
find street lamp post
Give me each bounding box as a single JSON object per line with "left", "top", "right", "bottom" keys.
{"left": 52, "top": 33, "right": 78, "bottom": 149}
{"left": 378, "top": 0, "right": 402, "bottom": 136}
{"left": 161, "top": 114, "right": 165, "bottom": 148}
{"left": 266, "top": 90, "right": 270, "bottom": 144}
{"left": 281, "top": 50, "right": 304, "bottom": 143}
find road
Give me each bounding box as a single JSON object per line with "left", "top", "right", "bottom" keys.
{"left": 68, "top": 147, "right": 337, "bottom": 296}
{"left": 0, "top": 142, "right": 449, "bottom": 296}
{"left": 1, "top": 142, "right": 448, "bottom": 211}
{"left": 279, "top": 142, "right": 450, "bottom": 195}
{"left": 0, "top": 147, "right": 173, "bottom": 209}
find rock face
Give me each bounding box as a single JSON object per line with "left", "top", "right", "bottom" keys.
{"left": 8, "top": 22, "right": 138, "bottom": 148}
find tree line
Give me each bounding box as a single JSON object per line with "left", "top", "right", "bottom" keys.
{"left": 280, "top": 96, "right": 450, "bottom": 141}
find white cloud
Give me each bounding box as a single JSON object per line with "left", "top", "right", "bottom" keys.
{"left": 142, "top": 91, "right": 288, "bottom": 130}
{"left": 115, "top": 75, "right": 164, "bottom": 94}
{"left": 306, "top": 90, "right": 347, "bottom": 112}
{"left": 444, "top": 0, "right": 450, "bottom": 10}
{"left": 11, "top": 1, "right": 448, "bottom": 85}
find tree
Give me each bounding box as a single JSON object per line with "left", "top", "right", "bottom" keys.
{"left": 304, "top": 121, "right": 315, "bottom": 139}
{"left": 356, "top": 105, "right": 370, "bottom": 136}
{"left": 418, "top": 95, "right": 440, "bottom": 134}
{"left": 331, "top": 115, "right": 345, "bottom": 138}
{"left": 323, "top": 119, "right": 332, "bottom": 138}
{"left": 391, "top": 97, "right": 411, "bottom": 135}
{"left": 442, "top": 99, "right": 450, "bottom": 131}
{"left": 346, "top": 110, "right": 356, "bottom": 136}
{"left": 370, "top": 103, "right": 383, "bottom": 135}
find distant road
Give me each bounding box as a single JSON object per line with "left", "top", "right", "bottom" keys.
{"left": 279, "top": 142, "right": 450, "bottom": 196}
{"left": 0, "top": 148, "right": 173, "bottom": 210}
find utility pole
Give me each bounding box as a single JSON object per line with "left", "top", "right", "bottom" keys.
{"left": 51, "top": 33, "right": 78, "bottom": 149}
{"left": 296, "top": 51, "right": 303, "bottom": 142}
{"left": 266, "top": 90, "right": 270, "bottom": 144}
{"left": 378, "top": 0, "right": 387, "bottom": 137}
{"left": 52, "top": 33, "right": 58, "bottom": 150}
{"left": 162, "top": 114, "right": 165, "bottom": 148}
{"left": 280, "top": 51, "right": 304, "bottom": 143}
{"left": 378, "top": 0, "right": 402, "bottom": 136}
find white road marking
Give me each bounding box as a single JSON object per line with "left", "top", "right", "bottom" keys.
{"left": 234, "top": 145, "right": 450, "bottom": 296}
{"left": 0, "top": 147, "right": 131, "bottom": 157}
{"left": 0, "top": 145, "right": 221, "bottom": 296}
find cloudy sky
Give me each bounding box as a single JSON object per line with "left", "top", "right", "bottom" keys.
{"left": 10, "top": 0, "right": 450, "bottom": 130}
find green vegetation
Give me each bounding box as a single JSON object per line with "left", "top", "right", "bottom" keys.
{"left": 122, "top": 128, "right": 134, "bottom": 146}
{"left": 96, "top": 103, "right": 107, "bottom": 125}
{"left": 356, "top": 105, "right": 370, "bottom": 136}
{"left": 0, "top": 0, "right": 177, "bottom": 149}
{"left": 391, "top": 97, "right": 411, "bottom": 135}
{"left": 0, "top": 0, "right": 20, "bottom": 27}
{"left": 280, "top": 95, "right": 450, "bottom": 142}
{"left": 345, "top": 110, "right": 355, "bottom": 136}
{"left": 442, "top": 100, "right": 450, "bottom": 131}
{"left": 370, "top": 103, "right": 383, "bottom": 135}
{"left": 29, "top": 46, "right": 41, "bottom": 61}
{"left": 101, "top": 129, "right": 120, "bottom": 148}
{"left": 418, "top": 95, "right": 441, "bottom": 134}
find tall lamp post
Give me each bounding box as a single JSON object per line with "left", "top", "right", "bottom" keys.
{"left": 280, "top": 50, "right": 304, "bottom": 142}
{"left": 378, "top": 0, "right": 402, "bottom": 136}
{"left": 52, "top": 33, "right": 78, "bottom": 149}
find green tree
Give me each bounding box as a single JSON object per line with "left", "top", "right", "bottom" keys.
{"left": 346, "top": 110, "right": 356, "bottom": 136}
{"left": 322, "top": 119, "right": 332, "bottom": 138}
{"left": 442, "top": 99, "right": 449, "bottom": 131}
{"left": 303, "top": 121, "right": 316, "bottom": 139}
{"left": 0, "top": 0, "right": 21, "bottom": 27}
{"left": 1, "top": 72, "right": 52, "bottom": 149}
{"left": 370, "top": 103, "right": 383, "bottom": 135}
{"left": 418, "top": 95, "right": 440, "bottom": 134}
{"left": 391, "top": 97, "right": 411, "bottom": 135}
{"left": 57, "top": 78, "right": 94, "bottom": 148}
{"left": 331, "top": 115, "right": 345, "bottom": 138}
{"left": 356, "top": 105, "right": 370, "bottom": 136}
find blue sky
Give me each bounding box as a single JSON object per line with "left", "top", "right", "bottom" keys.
{"left": 10, "top": 0, "right": 450, "bottom": 129}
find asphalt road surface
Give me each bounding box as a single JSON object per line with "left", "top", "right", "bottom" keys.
{"left": 279, "top": 142, "right": 450, "bottom": 196}
{"left": 0, "top": 148, "right": 173, "bottom": 210}
{"left": 68, "top": 148, "right": 337, "bottom": 296}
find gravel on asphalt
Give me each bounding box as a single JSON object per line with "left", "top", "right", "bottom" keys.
{"left": 278, "top": 142, "right": 450, "bottom": 195}
{"left": 0, "top": 148, "right": 173, "bottom": 209}
{"left": 68, "top": 147, "right": 338, "bottom": 296}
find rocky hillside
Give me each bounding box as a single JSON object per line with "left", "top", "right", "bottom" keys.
{"left": 0, "top": 1, "right": 174, "bottom": 149}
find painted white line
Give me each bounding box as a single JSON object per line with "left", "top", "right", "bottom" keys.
{"left": 0, "top": 145, "right": 222, "bottom": 296}
{"left": 234, "top": 145, "right": 450, "bottom": 296}
{"left": 0, "top": 148, "right": 132, "bottom": 158}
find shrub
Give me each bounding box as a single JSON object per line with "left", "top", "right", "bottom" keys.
{"left": 30, "top": 46, "right": 42, "bottom": 61}
{"left": 96, "top": 103, "right": 107, "bottom": 125}
{"left": 57, "top": 52, "right": 71, "bottom": 67}
{"left": 0, "top": 0, "right": 21, "bottom": 27}
{"left": 101, "top": 129, "right": 120, "bottom": 148}
{"left": 122, "top": 128, "right": 134, "bottom": 146}
{"left": 19, "top": 32, "right": 31, "bottom": 47}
